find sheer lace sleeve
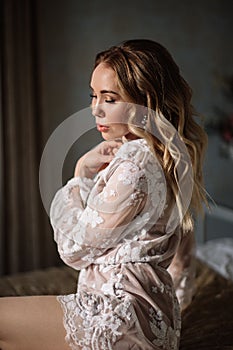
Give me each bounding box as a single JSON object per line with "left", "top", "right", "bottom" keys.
{"left": 50, "top": 160, "right": 147, "bottom": 270}
{"left": 168, "top": 229, "right": 196, "bottom": 310}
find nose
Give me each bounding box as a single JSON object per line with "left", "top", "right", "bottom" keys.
{"left": 92, "top": 101, "right": 105, "bottom": 119}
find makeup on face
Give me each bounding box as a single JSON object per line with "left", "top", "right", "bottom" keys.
{"left": 90, "top": 63, "right": 130, "bottom": 140}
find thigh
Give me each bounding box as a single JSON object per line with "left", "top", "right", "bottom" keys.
{"left": 0, "top": 295, "right": 72, "bottom": 350}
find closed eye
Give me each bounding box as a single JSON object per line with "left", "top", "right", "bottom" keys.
{"left": 90, "top": 93, "right": 97, "bottom": 99}
{"left": 89, "top": 94, "right": 116, "bottom": 104}
{"left": 105, "top": 98, "right": 116, "bottom": 103}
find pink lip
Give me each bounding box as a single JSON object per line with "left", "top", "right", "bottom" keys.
{"left": 96, "top": 124, "right": 109, "bottom": 132}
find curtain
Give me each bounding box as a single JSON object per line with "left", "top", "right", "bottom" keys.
{"left": 0, "top": 0, "right": 60, "bottom": 275}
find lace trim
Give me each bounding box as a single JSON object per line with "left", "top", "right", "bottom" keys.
{"left": 62, "top": 176, "right": 94, "bottom": 204}
{"left": 57, "top": 287, "right": 181, "bottom": 350}
{"left": 57, "top": 295, "right": 77, "bottom": 350}
{"left": 57, "top": 293, "right": 133, "bottom": 350}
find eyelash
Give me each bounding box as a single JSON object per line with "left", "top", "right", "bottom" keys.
{"left": 89, "top": 94, "right": 116, "bottom": 104}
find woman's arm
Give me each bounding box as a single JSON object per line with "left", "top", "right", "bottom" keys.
{"left": 50, "top": 143, "right": 147, "bottom": 270}
{"left": 74, "top": 140, "right": 122, "bottom": 179}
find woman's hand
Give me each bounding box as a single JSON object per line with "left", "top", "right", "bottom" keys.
{"left": 74, "top": 140, "right": 122, "bottom": 178}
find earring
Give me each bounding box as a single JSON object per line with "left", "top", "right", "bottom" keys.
{"left": 141, "top": 115, "right": 147, "bottom": 129}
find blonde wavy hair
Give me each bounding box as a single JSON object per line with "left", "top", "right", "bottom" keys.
{"left": 94, "top": 39, "right": 208, "bottom": 233}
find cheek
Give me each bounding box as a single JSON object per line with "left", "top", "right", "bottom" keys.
{"left": 110, "top": 124, "right": 129, "bottom": 136}
{"left": 107, "top": 111, "right": 129, "bottom": 125}
{"left": 106, "top": 104, "right": 130, "bottom": 124}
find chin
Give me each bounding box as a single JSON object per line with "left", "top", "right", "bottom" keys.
{"left": 101, "top": 132, "right": 124, "bottom": 141}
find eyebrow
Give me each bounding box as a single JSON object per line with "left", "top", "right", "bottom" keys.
{"left": 89, "top": 85, "right": 119, "bottom": 95}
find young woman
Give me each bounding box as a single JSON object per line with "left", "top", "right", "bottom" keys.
{"left": 0, "top": 39, "right": 207, "bottom": 350}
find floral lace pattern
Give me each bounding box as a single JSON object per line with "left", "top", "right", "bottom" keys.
{"left": 58, "top": 292, "right": 133, "bottom": 350}
{"left": 149, "top": 306, "right": 180, "bottom": 350}
{"left": 50, "top": 138, "right": 194, "bottom": 349}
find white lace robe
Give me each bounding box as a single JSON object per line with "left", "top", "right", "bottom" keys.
{"left": 50, "top": 138, "right": 195, "bottom": 350}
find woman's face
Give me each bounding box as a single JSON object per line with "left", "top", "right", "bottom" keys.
{"left": 90, "top": 63, "right": 132, "bottom": 140}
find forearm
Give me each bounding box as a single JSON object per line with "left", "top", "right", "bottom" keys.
{"left": 74, "top": 156, "right": 95, "bottom": 179}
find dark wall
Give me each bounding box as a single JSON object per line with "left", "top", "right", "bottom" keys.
{"left": 38, "top": 1, "right": 233, "bottom": 129}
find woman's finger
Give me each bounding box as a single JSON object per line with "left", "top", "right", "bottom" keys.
{"left": 100, "top": 154, "right": 115, "bottom": 163}
{"left": 100, "top": 140, "right": 122, "bottom": 155}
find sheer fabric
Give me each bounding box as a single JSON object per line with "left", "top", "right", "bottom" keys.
{"left": 50, "top": 138, "right": 195, "bottom": 350}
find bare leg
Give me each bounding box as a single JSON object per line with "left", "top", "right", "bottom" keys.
{"left": 0, "top": 296, "right": 72, "bottom": 350}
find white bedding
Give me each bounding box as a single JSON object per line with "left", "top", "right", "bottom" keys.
{"left": 196, "top": 238, "right": 233, "bottom": 281}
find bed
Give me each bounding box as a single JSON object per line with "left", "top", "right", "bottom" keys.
{"left": 0, "top": 240, "right": 233, "bottom": 350}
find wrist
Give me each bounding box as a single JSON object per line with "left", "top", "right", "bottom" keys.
{"left": 78, "top": 165, "right": 94, "bottom": 179}
{"left": 74, "top": 157, "right": 94, "bottom": 179}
